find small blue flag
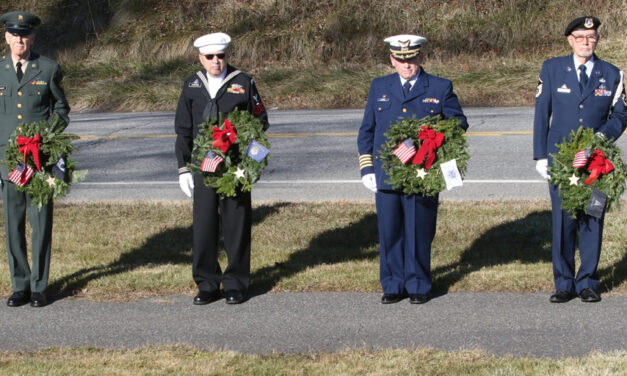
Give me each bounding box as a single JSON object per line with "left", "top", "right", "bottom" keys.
{"left": 246, "top": 140, "right": 269, "bottom": 163}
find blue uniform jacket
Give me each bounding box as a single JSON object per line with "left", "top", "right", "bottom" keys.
{"left": 357, "top": 70, "right": 468, "bottom": 191}
{"left": 533, "top": 54, "right": 626, "bottom": 162}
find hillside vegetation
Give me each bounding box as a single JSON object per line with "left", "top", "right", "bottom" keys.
{"left": 1, "top": 0, "right": 625, "bottom": 111}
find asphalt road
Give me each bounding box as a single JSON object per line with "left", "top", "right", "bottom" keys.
{"left": 1, "top": 292, "right": 625, "bottom": 358}
{"left": 61, "top": 107, "right": 627, "bottom": 202}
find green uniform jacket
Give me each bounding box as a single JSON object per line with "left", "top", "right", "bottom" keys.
{"left": 0, "top": 51, "right": 70, "bottom": 178}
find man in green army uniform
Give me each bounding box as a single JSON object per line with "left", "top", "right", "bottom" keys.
{"left": 0, "top": 11, "right": 70, "bottom": 307}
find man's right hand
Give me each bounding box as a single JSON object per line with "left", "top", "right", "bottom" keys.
{"left": 178, "top": 173, "right": 194, "bottom": 198}
{"left": 361, "top": 173, "right": 377, "bottom": 192}
{"left": 535, "top": 159, "right": 550, "bottom": 180}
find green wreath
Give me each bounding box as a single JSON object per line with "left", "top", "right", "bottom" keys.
{"left": 188, "top": 109, "right": 271, "bottom": 198}
{"left": 548, "top": 127, "right": 626, "bottom": 217}
{"left": 2, "top": 115, "right": 87, "bottom": 209}
{"left": 379, "top": 115, "right": 469, "bottom": 196}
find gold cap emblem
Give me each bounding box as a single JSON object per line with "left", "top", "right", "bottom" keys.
{"left": 584, "top": 18, "right": 593, "bottom": 28}
{"left": 399, "top": 40, "right": 410, "bottom": 51}
{"left": 18, "top": 15, "right": 24, "bottom": 21}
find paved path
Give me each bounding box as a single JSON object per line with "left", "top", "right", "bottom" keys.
{"left": 2, "top": 292, "right": 625, "bottom": 358}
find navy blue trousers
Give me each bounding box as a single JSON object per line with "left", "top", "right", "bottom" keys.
{"left": 549, "top": 184, "right": 603, "bottom": 294}
{"left": 375, "top": 190, "right": 438, "bottom": 295}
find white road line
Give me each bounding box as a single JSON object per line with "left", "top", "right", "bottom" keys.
{"left": 77, "top": 179, "right": 549, "bottom": 185}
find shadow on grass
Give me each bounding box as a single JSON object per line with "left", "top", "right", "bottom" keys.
{"left": 47, "top": 202, "right": 290, "bottom": 301}
{"left": 250, "top": 212, "right": 379, "bottom": 294}
{"left": 432, "top": 209, "right": 627, "bottom": 295}
{"left": 432, "top": 210, "right": 553, "bottom": 294}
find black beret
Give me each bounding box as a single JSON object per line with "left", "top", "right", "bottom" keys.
{"left": 564, "top": 16, "right": 601, "bottom": 36}
{"left": 0, "top": 11, "right": 41, "bottom": 36}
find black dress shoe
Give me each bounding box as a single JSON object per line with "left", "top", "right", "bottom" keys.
{"left": 549, "top": 289, "right": 575, "bottom": 303}
{"left": 579, "top": 288, "right": 601, "bottom": 303}
{"left": 409, "top": 294, "right": 429, "bottom": 304}
{"left": 30, "top": 292, "right": 48, "bottom": 308}
{"left": 7, "top": 291, "right": 30, "bottom": 307}
{"left": 193, "top": 290, "right": 220, "bottom": 305}
{"left": 381, "top": 294, "right": 402, "bottom": 304}
{"left": 225, "top": 290, "right": 245, "bottom": 304}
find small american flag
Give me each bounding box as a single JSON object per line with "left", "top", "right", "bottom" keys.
{"left": 393, "top": 138, "right": 416, "bottom": 164}
{"left": 8, "top": 162, "right": 34, "bottom": 187}
{"left": 201, "top": 150, "right": 224, "bottom": 172}
{"left": 573, "top": 149, "right": 591, "bottom": 168}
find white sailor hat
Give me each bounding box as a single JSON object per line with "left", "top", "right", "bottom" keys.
{"left": 384, "top": 34, "right": 428, "bottom": 60}
{"left": 194, "top": 32, "right": 231, "bottom": 54}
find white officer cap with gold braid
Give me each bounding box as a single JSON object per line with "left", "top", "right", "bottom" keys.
{"left": 384, "top": 34, "right": 428, "bottom": 60}
{"left": 194, "top": 32, "right": 231, "bottom": 54}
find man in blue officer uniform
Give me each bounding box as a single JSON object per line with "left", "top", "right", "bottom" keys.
{"left": 358, "top": 34, "right": 468, "bottom": 304}
{"left": 533, "top": 17, "right": 626, "bottom": 303}
{"left": 1, "top": 11, "right": 70, "bottom": 308}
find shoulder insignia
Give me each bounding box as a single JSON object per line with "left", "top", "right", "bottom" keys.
{"left": 188, "top": 78, "right": 201, "bottom": 88}
{"left": 535, "top": 79, "right": 543, "bottom": 97}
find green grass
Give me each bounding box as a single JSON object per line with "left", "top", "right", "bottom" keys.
{"left": 1, "top": 1, "right": 625, "bottom": 110}
{"left": 1, "top": 201, "right": 625, "bottom": 301}
{"left": 1, "top": 346, "right": 626, "bottom": 375}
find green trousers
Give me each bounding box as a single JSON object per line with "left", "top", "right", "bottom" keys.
{"left": 2, "top": 180, "right": 53, "bottom": 293}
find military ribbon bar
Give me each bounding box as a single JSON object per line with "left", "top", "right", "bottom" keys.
{"left": 212, "top": 119, "right": 237, "bottom": 153}
{"left": 201, "top": 150, "right": 224, "bottom": 173}
{"left": 17, "top": 134, "right": 42, "bottom": 171}
{"left": 412, "top": 126, "right": 444, "bottom": 170}
{"left": 584, "top": 149, "right": 614, "bottom": 185}
{"left": 393, "top": 138, "right": 417, "bottom": 164}
{"left": 8, "top": 162, "right": 34, "bottom": 187}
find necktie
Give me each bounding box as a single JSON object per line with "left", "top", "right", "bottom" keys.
{"left": 16, "top": 61, "right": 23, "bottom": 82}
{"left": 403, "top": 81, "right": 411, "bottom": 97}
{"left": 578, "top": 65, "right": 588, "bottom": 93}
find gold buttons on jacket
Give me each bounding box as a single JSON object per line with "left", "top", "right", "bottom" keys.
{"left": 17, "top": 91, "right": 22, "bottom": 96}
{"left": 17, "top": 115, "right": 22, "bottom": 119}
{"left": 17, "top": 103, "right": 22, "bottom": 108}
{"left": 403, "top": 108, "right": 407, "bottom": 113}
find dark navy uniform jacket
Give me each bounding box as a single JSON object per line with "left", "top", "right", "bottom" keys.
{"left": 533, "top": 54, "right": 626, "bottom": 162}
{"left": 358, "top": 69, "right": 468, "bottom": 191}
{"left": 175, "top": 64, "right": 268, "bottom": 172}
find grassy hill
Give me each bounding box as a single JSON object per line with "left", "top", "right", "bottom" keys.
{"left": 1, "top": 0, "right": 625, "bottom": 111}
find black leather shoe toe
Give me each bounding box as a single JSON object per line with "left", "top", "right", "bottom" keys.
{"left": 579, "top": 288, "right": 601, "bottom": 303}
{"left": 225, "top": 290, "right": 245, "bottom": 304}
{"left": 193, "top": 290, "right": 220, "bottom": 305}
{"left": 409, "top": 294, "right": 429, "bottom": 304}
{"left": 549, "top": 290, "right": 575, "bottom": 303}
{"left": 30, "top": 292, "right": 48, "bottom": 308}
{"left": 7, "top": 291, "right": 30, "bottom": 307}
{"left": 381, "top": 294, "right": 402, "bottom": 304}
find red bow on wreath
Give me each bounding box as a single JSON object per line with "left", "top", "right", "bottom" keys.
{"left": 212, "top": 119, "right": 237, "bottom": 153}
{"left": 412, "top": 126, "right": 444, "bottom": 170}
{"left": 17, "top": 134, "right": 42, "bottom": 171}
{"left": 584, "top": 149, "right": 614, "bottom": 185}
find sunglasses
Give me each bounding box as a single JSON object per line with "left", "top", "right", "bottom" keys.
{"left": 204, "top": 53, "right": 226, "bottom": 60}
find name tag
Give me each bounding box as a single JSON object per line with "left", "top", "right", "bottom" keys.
{"left": 557, "top": 85, "right": 571, "bottom": 94}
{"left": 188, "top": 79, "right": 201, "bottom": 88}
{"left": 0, "top": 85, "right": 6, "bottom": 91}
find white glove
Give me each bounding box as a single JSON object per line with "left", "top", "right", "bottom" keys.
{"left": 535, "top": 159, "right": 549, "bottom": 180}
{"left": 595, "top": 132, "right": 606, "bottom": 140}
{"left": 178, "top": 173, "right": 194, "bottom": 198}
{"left": 361, "top": 173, "right": 377, "bottom": 192}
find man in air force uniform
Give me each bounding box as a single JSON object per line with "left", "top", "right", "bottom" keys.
{"left": 533, "top": 16, "right": 627, "bottom": 303}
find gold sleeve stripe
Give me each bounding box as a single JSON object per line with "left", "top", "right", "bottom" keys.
{"left": 359, "top": 154, "right": 373, "bottom": 169}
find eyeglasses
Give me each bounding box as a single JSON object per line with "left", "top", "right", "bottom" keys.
{"left": 571, "top": 34, "right": 598, "bottom": 43}
{"left": 204, "top": 53, "right": 226, "bottom": 60}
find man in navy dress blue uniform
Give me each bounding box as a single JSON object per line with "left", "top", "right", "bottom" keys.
{"left": 533, "top": 17, "right": 627, "bottom": 303}
{"left": 357, "top": 34, "right": 468, "bottom": 304}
